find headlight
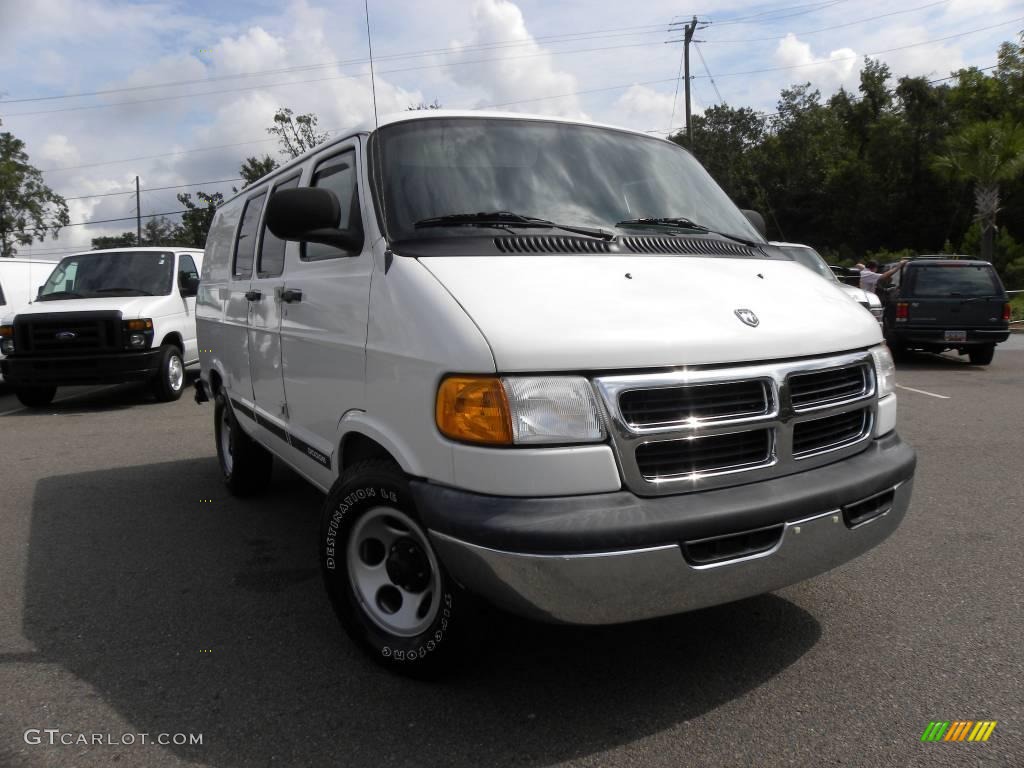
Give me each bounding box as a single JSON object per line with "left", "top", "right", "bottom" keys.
{"left": 870, "top": 344, "right": 895, "bottom": 398}
{"left": 128, "top": 332, "right": 147, "bottom": 348}
{"left": 0, "top": 325, "right": 13, "bottom": 355}
{"left": 122, "top": 318, "right": 153, "bottom": 349}
{"left": 436, "top": 375, "right": 605, "bottom": 445}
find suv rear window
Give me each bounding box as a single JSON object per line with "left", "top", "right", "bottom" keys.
{"left": 908, "top": 264, "right": 1000, "bottom": 297}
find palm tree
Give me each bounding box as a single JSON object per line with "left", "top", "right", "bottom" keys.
{"left": 933, "top": 120, "right": 1024, "bottom": 261}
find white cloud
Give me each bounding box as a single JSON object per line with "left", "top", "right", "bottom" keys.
{"left": 774, "top": 34, "right": 859, "bottom": 91}
{"left": 38, "top": 135, "right": 80, "bottom": 167}
{"left": 445, "top": 0, "right": 585, "bottom": 118}
{"left": 613, "top": 84, "right": 702, "bottom": 134}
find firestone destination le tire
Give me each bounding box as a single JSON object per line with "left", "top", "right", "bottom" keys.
{"left": 213, "top": 389, "right": 272, "bottom": 496}
{"left": 15, "top": 386, "right": 57, "bottom": 408}
{"left": 152, "top": 344, "right": 186, "bottom": 402}
{"left": 320, "top": 460, "right": 465, "bottom": 677}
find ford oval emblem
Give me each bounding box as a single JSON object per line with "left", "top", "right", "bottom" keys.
{"left": 734, "top": 309, "right": 759, "bottom": 327}
{"left": 55, "top": 331, "right": 77, "bottom": 340}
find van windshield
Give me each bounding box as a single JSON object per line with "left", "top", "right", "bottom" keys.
{"left": 370, "top": 117, "right": 763, "bottom": 245}
{"left": 908, "top": 264, "right": 1000, "bottom": 297}
{"left": 38, "top": 251, "right": 174, "bottom": 300}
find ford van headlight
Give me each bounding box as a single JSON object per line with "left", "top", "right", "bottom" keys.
{"left": 870, "top": 344, "right": 895, "bottom": 398}
{"left": 0, "top": 324, "right": 13, "bottom": 355}
{"left": 436, "top": 375, "right": 605, "bottom": 446}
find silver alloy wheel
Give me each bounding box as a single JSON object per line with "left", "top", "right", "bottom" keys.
{"left": 347, "top": 506, "right": 442, "bottom": 638}
{"left": 168, "top": 353, "right": 184, "bottom": 391}
{"left": 220, "top": 405, "right": 234, "bottom": 475}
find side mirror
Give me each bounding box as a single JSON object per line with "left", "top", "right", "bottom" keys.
{"left": 179, "top": 273, "right": 200, "bottom": 297}
{"left": 741, "top": 209, "right": 767, "bottom": 238}
{"left": 265, "top": 187, "right": 362, "bottom": 252}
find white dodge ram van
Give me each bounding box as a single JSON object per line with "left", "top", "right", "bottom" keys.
{"left": 0, "top": 247, "right": 203, "bottom": 407}
{"left": 195, "top": 111, "right": 916, "bottom": 674}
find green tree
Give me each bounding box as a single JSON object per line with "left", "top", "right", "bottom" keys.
{"left": 0, "top": 127, "right": 71, "bottom": 257}
{"left": 175, "top": 191, "right": 223, "bottom": 248}
{"left": 675, "top": 105, "right": 766, "bottom": 207}
{"left": 407, "top": 99, "right": 442, "bottom": 110}
{"left": 932, "top": 120, "right": 1024, "bottom": 260}
{"left": 91, "top": 232, "right": 137, "bottom": 249}
{"left": 141, "top": 215, "right": 181, "bottom": 246}
{"left": 268, "top": 108, "right": 328, "bottom": 159}
{"left": 239, "top": 154, "right": 279, "bottom": 189}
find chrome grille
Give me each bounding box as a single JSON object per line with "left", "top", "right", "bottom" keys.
{"left": 594, "top": 350, "right": 877, "bottom": 496}
{"left": 619, "top": 379, "right": 771, "bottom": 429}
{"left": 789, "top": 363, "right": 869, "bottom": 410}
{"left": 792, "top": 408, "right": 870, "bottom": 457}
{"left": 636, "top": 429, "right": 772, "bottom": 479}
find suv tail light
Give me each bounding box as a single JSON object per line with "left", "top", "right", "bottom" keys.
{"left": 896, "top": 302, "right": 909, "bottom": 321}
{"left": 1004, "top": 303, "right": 1012, "bottom": 322}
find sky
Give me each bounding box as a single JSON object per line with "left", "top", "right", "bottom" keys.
{"left": 0, "top": 0, "right": 1021, "bottom": 258}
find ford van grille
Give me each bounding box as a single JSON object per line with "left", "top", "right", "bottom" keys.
{"left": 788, "top": 363, "right": 870, "bottom": 410}
{"left": 636, "top": 429, "right": 772, "bottom": 479}
{"left": 493, "top": 236, "right": 612, "bottom": 254}
{"left": 14, "top": 311, "right": 122, "bottom": 355}
{"left": 619, "top": 380, "right": 771, "bottom": 429}
{"left": 594, "top": 350, "right": 877, "bottom": 496}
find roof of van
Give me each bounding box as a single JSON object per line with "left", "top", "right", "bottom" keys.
{"left": 60, "top": 246, "right": 204, "bottom": 257}
{"left": 223, "top": 109, "right": 675, "bottom": 207}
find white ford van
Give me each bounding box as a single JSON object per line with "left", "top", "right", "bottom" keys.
{"left": 0, "top": 247, "right": 203, "bottom": 407}
{"left": 195, "top": 110, "right": 916, "bottom": 674}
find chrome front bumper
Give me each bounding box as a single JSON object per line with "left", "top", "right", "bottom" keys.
{"left": 429, "top": 479, "right": 912, "bottom": 625}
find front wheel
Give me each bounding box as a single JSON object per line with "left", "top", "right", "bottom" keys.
{"left": 152, "top": 344, "right": 186, "bottom": 402}
{"left": 968, "top": 344, "right": 995, "bottom": 366}
{"left": 15, "top": 386, "right": 57, "bottom": 408}
{"left": 320, "top": 460, "right": 466, "bottom": 676}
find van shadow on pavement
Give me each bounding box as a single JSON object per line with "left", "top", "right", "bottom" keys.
{"left": 24, "top": 458, "right": 821, "bottom": 767}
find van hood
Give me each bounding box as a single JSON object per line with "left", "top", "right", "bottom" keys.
{"left": 419, "top": 255, "right": 883, "bottom": 371}
{"left": 5, "top": 296, "right": 165, "bottom": 322}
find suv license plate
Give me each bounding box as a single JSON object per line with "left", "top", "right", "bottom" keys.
{"left": 945, "top": 330, "right": 967, "bottom": 342}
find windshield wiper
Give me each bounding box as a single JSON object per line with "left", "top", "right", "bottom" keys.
{"left": 615, "top": 217, "right": 760, "bottom": 248}
{"left": 37, "top": 290, "right": 85, "bottom": 301}
{"left": 94, "top": 287, "right": 154, "bottom": 295}
{"left": 414, "top": 211, "right": 613, "bottom": 240}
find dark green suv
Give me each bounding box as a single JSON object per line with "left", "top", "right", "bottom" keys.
{"left": 878, "top": 257, "right": 1010, "bottom": 365}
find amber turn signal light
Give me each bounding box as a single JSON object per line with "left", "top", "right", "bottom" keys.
{"left": 436, "top": 376, "right": 513, "bottom": 445}
{"left": 125, "top": 318, "right": 153, "bottom": 331}
{"left": 0, "top": 325, "right": 12, "bottom": 338}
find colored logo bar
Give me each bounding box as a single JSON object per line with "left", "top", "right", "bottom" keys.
{"left": 921, "top": 721, "right": 997, "bottom": 742}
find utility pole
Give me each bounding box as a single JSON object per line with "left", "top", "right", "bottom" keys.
{"left": 668, "top": 15, "right": 703, "bottom": 149}
{"left": 135, "top": 176, "right": 141, "bottom": 245}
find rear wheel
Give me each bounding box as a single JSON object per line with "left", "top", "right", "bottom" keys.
{"left": 214, "top": 389, "right": 272, "bottom": 495}
{"left": 320, "top": 460, "right": 467, "bottom": 676}
{"left": 152, "top": 344, "right": 186, "bottom": 402}
{"left": 15, "top": 386, "right": 57, "bottom": 408}
{"left": 968, "top": 344, "right": 995, "bottom": 366}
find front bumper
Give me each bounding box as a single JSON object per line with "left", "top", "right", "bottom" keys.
{"left": 888, "top": 325, "right": 1009, "bottom": 346}
{"left": 414, "top": 433, "right": 916, "bottom": 624}
{"left": 0, "top": 349, "right": 162, "bottom": 386}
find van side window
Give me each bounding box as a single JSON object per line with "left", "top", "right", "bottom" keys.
{"left": 258, "top": 176, "right": 300, "bottom": 277}
{"left": 233, "top": 192, "right": 267, "bottom": 279}
{"left": 179, "top": 253, "right": 199, "bottom": 292}
{"left": 303, "top": 151, "right": 363, "bottom": 261}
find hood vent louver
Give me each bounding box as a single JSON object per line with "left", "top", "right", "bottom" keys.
{"left": 493, "top": 236, "right": 612, "bottom": 254}
{"left": 622, "top": 236, "right": 757, "bottom": 257}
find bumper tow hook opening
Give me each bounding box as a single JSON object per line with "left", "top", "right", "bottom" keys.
{"left": 682, "top": 524, "right": 784, "bottom": 567}
{"left": 842, "top": 488, "right": 896, "bottom": 529}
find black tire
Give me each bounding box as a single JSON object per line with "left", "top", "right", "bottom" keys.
{"left": 214, "top": 389, "right": 272, "bottom": 495}
{"left": 968, "top": 344, "right": 995, "bottom": 366}
{"left": 15, "top": 386, "right": 57, "bottom": 408}
{"left": 152, "top": 344, "right": 186, "bottom": 402}
{"left": 320, "top": 460, "right": 466, "bottom": 677}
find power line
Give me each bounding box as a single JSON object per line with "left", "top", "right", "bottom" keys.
{"left": 694, "top": 43, "right": 724, "bottom": 104}
{"left": 62, "top": 177, "right": 244, "bottom": 201}
{"left": 6, "top": 209, "right": 192, "bottom": 236}
{"left": 708, "top": 0, "right": 851, "bottom": 27}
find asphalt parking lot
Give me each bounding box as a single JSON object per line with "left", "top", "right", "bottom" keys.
{"left": 1, "top": 338, "right": 1021, "bottom": 768}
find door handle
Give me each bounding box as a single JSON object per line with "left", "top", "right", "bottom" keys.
{"left": 280, "top": 288, "right": 303, "bottom": 303}
{"left": 245, "top": 289, "right": 262, "bottom": 301}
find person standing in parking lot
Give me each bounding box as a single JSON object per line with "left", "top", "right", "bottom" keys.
{"left": 861, "top": 260, "right": 905, "bottom": 293}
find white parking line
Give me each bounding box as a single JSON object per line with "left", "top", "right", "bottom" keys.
{"left": 0, "top": 385, "right": 122, "bottom": 417}
{"left": 896, "top": 383, "right": 951, "bottom": 400}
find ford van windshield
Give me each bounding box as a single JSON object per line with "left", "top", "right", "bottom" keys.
{"left": 371, "top": 117, "right": 763, "bottom": 245}
{"left": 38, "top": 251, "right": 174, "bottom": 300}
